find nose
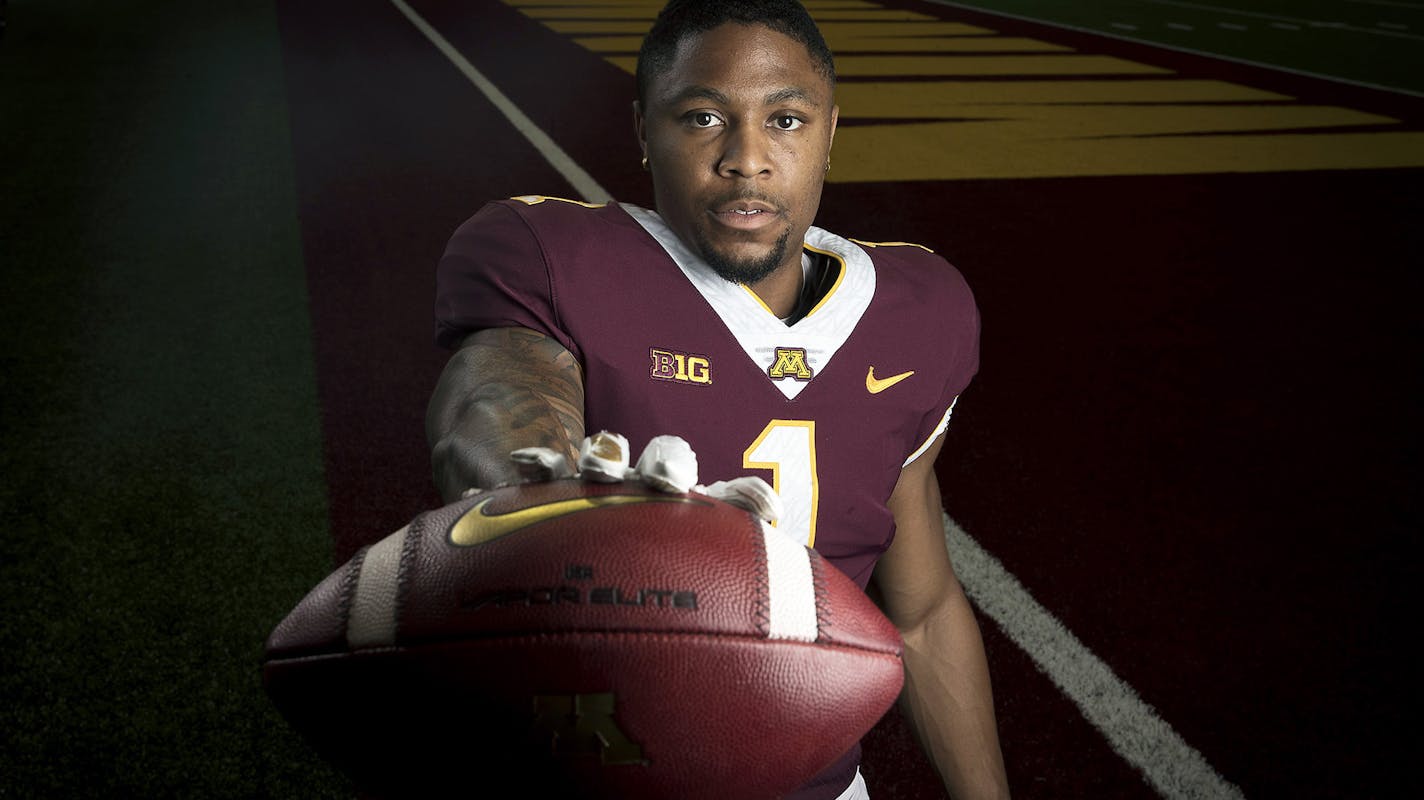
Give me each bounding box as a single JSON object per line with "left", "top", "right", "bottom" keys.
{"left": 717, "top": 123, "right": 772, "bottom": 179}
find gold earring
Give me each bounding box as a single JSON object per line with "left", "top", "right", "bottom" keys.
{"left": 641, "top": 156, "right": 650, "bottom": 171}
{"left": 825, "top": 157, "right": 831, "bottom": 173}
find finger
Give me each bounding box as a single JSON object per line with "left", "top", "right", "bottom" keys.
{"left": 578, "top": 431, "right": 632, "bottom": 483}
{"left": 702, "top": 477, "right": 783, "bottom": 523}
{"left": 635, "top": 434, "right": 699, "bottom": 493}
{"left": 510, "top": 446, "right": 574, "bottom": 483}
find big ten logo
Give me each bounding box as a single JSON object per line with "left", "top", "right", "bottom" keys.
{"left": 649, "top": 348, "right": 712, "bottom": 385}
{"left": 767, "top": 347, "right": 814, "bottom": 381}
{"left": 532, "top": 693, "right": 647, "bottom": 766}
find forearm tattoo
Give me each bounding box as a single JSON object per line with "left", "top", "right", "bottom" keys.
{"left": 429, "top": 328, "right": 585, "bottom": 500}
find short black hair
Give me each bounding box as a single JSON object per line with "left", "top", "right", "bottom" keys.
{"left": 635, "top": 0, "right": 836, "bottom": 105}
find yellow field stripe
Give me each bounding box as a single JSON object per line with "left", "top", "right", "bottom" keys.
{"left": 834, "top": 80, "right": 1290, "bottom": 109}
{"left": 528, "top": 7, "right": 938, "bottom": 21}
{"left": 522, "top": 7, "right": 654, "bottom": 19}
{"left": 577, "top": 35, "right": 1069, "bottom": 54}
{"left": 819, "top": 36, "right": 1071, "bottom": 53}
{"left": 821, "top": 55, "right": 1170, "bottom": 77}
{"left": 545, "top": 20, "right": 651, "bottom": 34}
{"left": 545, "top": 19, "right": 993, "bottom": 36}
{"left": 604, "top": 53, "right": 1169, "bottom": 77}
{"left": 507, "top": 0, "right": 883, "bottom": 5}
{"left": 804, "top": 0, "right": 886, "bottom": 8}
{"left": 508, "top": 0, "right": 1424, "bottom": 179}
{"left": 803, "top": 0, "right": 885, "bottom": 7}
{"left": 505, "top": 0, "right": 657, "bottom": 5}
{"left": 812, "top": 21, "right": 996, "bottom": 36}
{"left": 572, "top": 35, "right": 650, "bottom": 53}
{"left": 506, "top": 0, "right": 927, "bottom": 5}
{"left": 797, "top": 10, "right": 941, "bottom": 21}
{"left": 523, "top": 8, "right": 653, "bottom": 20}
{"left": 831, "top": 126, "right": 1424, "bottom": 181}
{"left": 507, "top": 0, "right": 891, "bottom": 8}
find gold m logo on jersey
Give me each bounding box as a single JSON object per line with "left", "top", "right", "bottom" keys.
{"left": 533, "top": 693, "right": 647, "bottom": 766}
{"left": 650, "top": 347, "right": 712, "bottom": 385}
{"left": 768, "top": 347, "right": 813, "bottom": 381}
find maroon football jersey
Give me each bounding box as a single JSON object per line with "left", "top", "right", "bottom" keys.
{"left": 437, "top": 195, "right": 979, "bottom": 584}
{"left": 435, "top": 195, "right": 980, "bottom": 798}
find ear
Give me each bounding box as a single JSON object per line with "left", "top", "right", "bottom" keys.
{"left": 633, "top": 100, "right": 648, "bottom": 160}
{"left": 828, "top": 104, "right": 839, "bottom": 154}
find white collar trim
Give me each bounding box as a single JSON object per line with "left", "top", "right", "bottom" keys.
{"left": 622, "top": 203, "right": 875, "bottom": 400}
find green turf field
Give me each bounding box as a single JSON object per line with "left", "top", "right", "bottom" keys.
{"left": 932, "top": 0, "right": 1424, "bottom": 94}
{"left": 0, "top": 0, "right": 346, "bottom": 795}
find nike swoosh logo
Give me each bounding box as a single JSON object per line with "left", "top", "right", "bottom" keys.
{"left": 866, "top": 367, "right": 915, "bottom": 394}
{"left": 449, "top": 493, "right": 697, "bottom": 547}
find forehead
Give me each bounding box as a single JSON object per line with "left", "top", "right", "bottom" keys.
{"left": 651, "top": 22, "right": 831, "bottom": 106}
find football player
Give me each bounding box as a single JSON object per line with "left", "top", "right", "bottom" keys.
{"left": 426, "top": 1, "right": 1011, "bottom": 798}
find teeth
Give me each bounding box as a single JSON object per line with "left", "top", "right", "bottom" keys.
{"left": 733, "top": 209, "right": 760, "bottom": 215}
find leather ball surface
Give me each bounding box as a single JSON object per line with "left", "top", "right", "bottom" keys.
{"left": 263, "top": 479, "right": 904, "bottom": 799}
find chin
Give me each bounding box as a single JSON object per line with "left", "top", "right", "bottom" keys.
{"left": 698, "top": 231, "right": 789, "bottom": 286}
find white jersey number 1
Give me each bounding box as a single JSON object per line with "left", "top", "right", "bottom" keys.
{"left": 743, "top": 420, "right": 819, "bottom": 547}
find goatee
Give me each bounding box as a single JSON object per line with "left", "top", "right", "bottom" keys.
{"left": 696, "top": 227, "right": 791, "bottom": 286}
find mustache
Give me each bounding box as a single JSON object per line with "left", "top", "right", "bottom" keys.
{"left": 709, "top": 189, "right": 786, "bottom": 213}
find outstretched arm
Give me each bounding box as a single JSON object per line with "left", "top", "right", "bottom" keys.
{"left": 875, "top": 433, "right": 1010, "bottom": 799}
{"left": 425, "top": 327, "right": 585, "bottom": 503}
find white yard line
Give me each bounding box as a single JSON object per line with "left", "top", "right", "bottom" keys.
{"left": 945, "top": 513, "right": 1248, "bottom": 800}
{"left": 388, "top": 0, "right": 613, "bottom": 205}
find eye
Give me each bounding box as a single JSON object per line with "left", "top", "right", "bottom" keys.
{"left": 772, "top": 115, "right": 804, "bottom": 131}
{"left": 688, "top": 111, "right": 723, "bottom": 128}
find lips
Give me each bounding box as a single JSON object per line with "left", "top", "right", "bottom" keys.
{"left": 709, "top": 199, "right": 781, "bottom": 231}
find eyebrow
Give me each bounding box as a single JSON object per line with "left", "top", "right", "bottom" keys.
{"left": 764, "top": 87, "right": 821, "bottom": 108}
{"left": 665, "top": 85, "right": 823, "bottom": 109}
{"left": 667, "top": 85, "right": 731, "bottom": 106}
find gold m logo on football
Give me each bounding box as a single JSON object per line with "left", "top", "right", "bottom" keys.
{"left": 649, "top": 347, "right": 711, "bottom": 385}
{"left": 768, "top": 347, "right": 813, "bottom": 381}
{"left": 533, "top": 693, "right": 647, "bottom": 766}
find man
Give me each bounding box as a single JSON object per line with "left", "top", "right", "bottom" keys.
{"left": 426, "top": 1, "right": 1010, "bottom": 797}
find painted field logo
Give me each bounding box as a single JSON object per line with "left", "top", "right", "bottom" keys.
{"left": 650, "top": 347, "right": 711, "bottom": 385}
{"left": 768, "top": 347, "right": 813, "bottom": 381}
{"left": 533, "top": 692, "right": 647, "bottom": 766}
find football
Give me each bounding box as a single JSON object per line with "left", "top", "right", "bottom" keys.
{"left": 263, "top": 479, "right": 904, "bottom": 799}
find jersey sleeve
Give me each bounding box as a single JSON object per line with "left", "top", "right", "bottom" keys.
{"left": 903, "top": 259, "right": 981, "bottom": 466}
{"left": 433, "top": 202, "right": 580, "bottom": 360}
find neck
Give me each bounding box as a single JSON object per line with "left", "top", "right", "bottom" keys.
{"left": 747, "top": 255, "right": 805, "bottom": 318}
